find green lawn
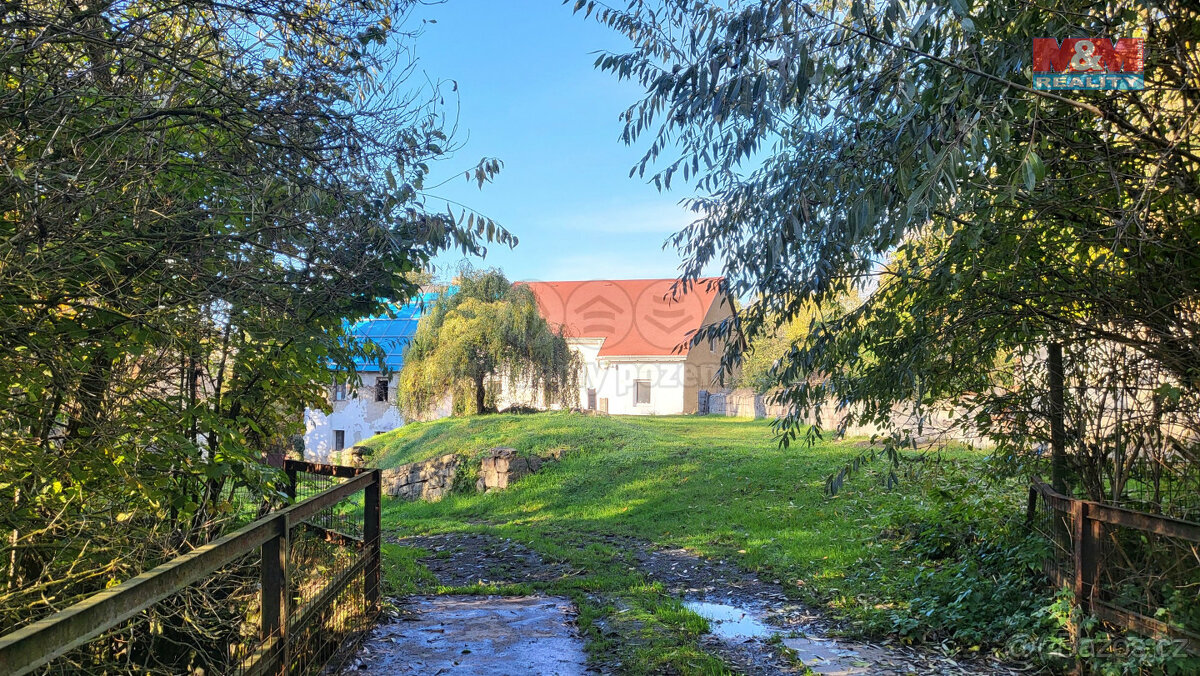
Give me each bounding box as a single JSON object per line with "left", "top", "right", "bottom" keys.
{"left": 366, "top": 412, "right": 1045, "bottom": 672}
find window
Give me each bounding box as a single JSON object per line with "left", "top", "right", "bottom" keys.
{"left": 634, "top": 380, "right": 651, "bottom": 405}
{"left": 587, "top": 388, "right": 597, "bottom": 411}
{"left": 332, "top": 381, "right": 346, "bottom": 401}
{"left": 333, "top": 429, "right": 345, "bottom": 450}
{"left": 375, "top": 377, "right": 389, "bottom": 402}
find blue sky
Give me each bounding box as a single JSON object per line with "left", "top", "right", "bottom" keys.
{"left": 406, "top": 1, "right": 703, "bottom": 283}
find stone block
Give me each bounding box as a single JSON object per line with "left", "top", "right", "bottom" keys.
{"left": 475, "top": 447, "right": 562, "bottom": 493}
{"left": 381, "top": 453, "right": 461, "bottom": 502}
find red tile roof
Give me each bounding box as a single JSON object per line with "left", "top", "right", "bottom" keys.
{"left": 520, "top": 278, "right": 725, "bottom": 357}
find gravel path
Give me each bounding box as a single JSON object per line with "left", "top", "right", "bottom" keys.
{"left": 356, "top": 531, "right": 1032, "bottom": 675}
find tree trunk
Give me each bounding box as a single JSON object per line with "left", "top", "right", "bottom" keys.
{"left": 1048, "top": 342, "right": 1068, "bottom": 494}
{"left": 66, "top": 346, "right": 115, "bottom": 440}
{"left": 474, "top": 373, "right": 486, "bottom": 415}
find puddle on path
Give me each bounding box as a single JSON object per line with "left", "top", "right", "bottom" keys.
{"left": 685, "top": 599, "right": 897, "bottom": 675}
{"left": 347, "top": 595, "right": 588, "bottom": 675}
{"left": 684, "top": 600, "right": 776, "bottom": 639}
{"left": 377, "top": 534, "right": 1023, "bottom": 675}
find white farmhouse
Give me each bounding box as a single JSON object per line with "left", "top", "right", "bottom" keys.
{"left": 513, "top": 277, "right": 737, "bottom": 415}
{"left": 304, "top": 279, "right": 738, "bottom": 461}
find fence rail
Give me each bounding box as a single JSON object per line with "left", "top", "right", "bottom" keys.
{"left": 1027, "top": 476, "right": 1200, "bottom": 650}
{"left": 0, "top": 460, "right": 381, "bottom": 676}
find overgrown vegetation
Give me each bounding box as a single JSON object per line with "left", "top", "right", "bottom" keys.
{"left": 859, "top": 467, "right": 1051, "bottom": 645}
{"left": 367, "top": 413, "right": 1137, "bottom": 671}
{"left": 397, "top": 267, "right": 580, "bottom": 417}
{"left": 0, "top": 0, "right": 510, "bottom": 644}
{"left": 577, "top": 0, "right": 1200, "bottom": 504}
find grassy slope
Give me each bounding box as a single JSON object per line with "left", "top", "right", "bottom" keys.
{"left": 368, "top": 413, "right": 1011, "bottom": 672}
{"left": 374, "top": 413, "right": 942, "bottom": 592}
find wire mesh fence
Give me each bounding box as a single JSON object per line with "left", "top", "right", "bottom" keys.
{"left": 1095, "top": 523, "right": 1200, "bottom": 634}
{"left": 1027, "top": 477, "right": 1200, "bottom": 650}
{"left": 0, "top": 461, "right": 381, "bottom": 676}
{"left": 1090, "top": 461, "right": 1200, "bottom": 524}
{"left": 1027, "top": 482, "right": 1075, "bottom": 589}
{"left": 284, "top": 462, "right": 378, "bottom": 675}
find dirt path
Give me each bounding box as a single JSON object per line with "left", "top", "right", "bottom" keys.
{"left": 358, "top": 532, "right": 1027, "bottom": 675}
{"left": 349, "top": 595, "right": 589, "bottom": 675}
{"left": 392, "top": 532, "right": 580, "bottom": 587}
{"left": 635, "top": 546, "right": 1025, "bottom": 675}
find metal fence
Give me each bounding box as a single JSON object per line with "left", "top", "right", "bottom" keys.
{"left": 1027, "top": 477, "right": 1200, "bottom": 649}
{"left": 1086, "top": 462, "right": 1200, "bottom": 524}
{"left": 0, "top": 460, "right": 381, "bottom": 675}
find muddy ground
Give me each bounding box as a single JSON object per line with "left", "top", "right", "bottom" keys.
{"left": 367, "top": 531, "right": 1031, "bottom": 675}
{"left": 351, "top": 595, "right": 589, "bottom": 675}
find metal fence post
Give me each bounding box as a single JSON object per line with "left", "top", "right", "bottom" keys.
{"left": 364, "top": 469, "right": 381, "bottom": 616}
{"left": 261, "top": 513, "right": 290, "bottom": 673}
{"left": 285, "top": 464, "right": 298, "bottom": 503}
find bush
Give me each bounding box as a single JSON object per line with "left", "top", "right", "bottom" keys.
{"left": 1008, "top": 588, "right": 1200, "bottom": 674}
{"left": 868, "top": 466, "right": 1052, "bottom": 650}
{"left": 862, "top": 463, "right": 1200, "bottom": 672}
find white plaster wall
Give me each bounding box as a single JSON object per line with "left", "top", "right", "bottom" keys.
{"left": 303, "top": 373, "right": 405, "bottom": 462}
{"left": 497, "top": 339, "right": 688, "bottom": 416}
{"left": 496, "top": 339, "right": 600, "bottom": 411}
{"left": 573, "top": 339, "right": 604, "bottom": 411}
{"left": 594, "top": 360, "right": 686, "bottom": 415}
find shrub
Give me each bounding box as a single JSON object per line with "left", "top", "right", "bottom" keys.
{"left": 872, "top": 466, "right": 1052, "bottom": 650}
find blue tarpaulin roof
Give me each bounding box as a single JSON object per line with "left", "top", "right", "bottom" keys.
{"left": 345, "top": 291, "right": 445, "bottom": 372}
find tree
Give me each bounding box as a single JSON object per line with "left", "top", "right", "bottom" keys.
{"left": 578, "top": 0, "right": 1200, "bottom": 499}
{"left": 737, "top": 293, "right": 856, "bottom": 394}
{"left": 0, "top": 0, "right": 510, "bottom": 637}
{"left": 398, "top": 269, "right": 580, "bottom": 416}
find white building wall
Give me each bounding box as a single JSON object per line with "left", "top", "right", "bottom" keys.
{"left": 304, "top": 373, "right": 405, "bottom": 462}
{"left": 498, "top": 338, "right": 689, "bottom": 416}
{"left": 596, "top": 359, "right": 686, "bottom": 415}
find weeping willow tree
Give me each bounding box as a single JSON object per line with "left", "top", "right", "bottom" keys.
{"left": 398, "top": 269, "right": 580, "bottom": 416}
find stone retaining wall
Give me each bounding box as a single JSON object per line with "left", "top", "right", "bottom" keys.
{"left": 378, "top": 447, "right": 565, "bottom": 502}
{"left": 381, "top": 453, "right": 462, "bottom": 501}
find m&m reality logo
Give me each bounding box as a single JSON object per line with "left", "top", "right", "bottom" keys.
{"left": 1032, "top": 38, "right": 1144, "bottom": 90}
